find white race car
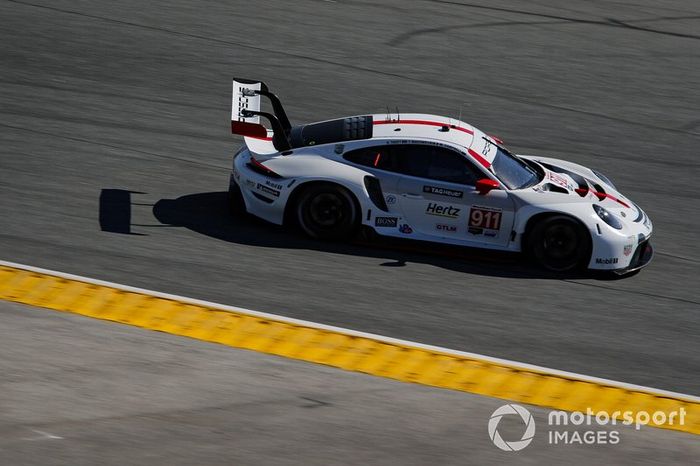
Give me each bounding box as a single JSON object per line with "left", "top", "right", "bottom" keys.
{"left": 228, "top": 78, "right": 653, "bottom": 274}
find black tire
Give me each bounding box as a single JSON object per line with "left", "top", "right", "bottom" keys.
{"left": 528, "top": 215, "right": 590, "bottom": 272}
{"left": 295, "top": 183, "right": 358, "bottom": 240}
{"left": 227, "top": 178, "right": 247, "bottom": 215}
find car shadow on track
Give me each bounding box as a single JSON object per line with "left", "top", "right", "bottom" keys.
{"left": 99, "top": 189, "right": 148, "bottom": 235}
{"left": 151, "top": 191, "right": 615, "bottom": 280}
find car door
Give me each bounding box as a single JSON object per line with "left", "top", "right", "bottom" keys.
{"left": 395, "top": 144, "right": 515, "bottom": 247}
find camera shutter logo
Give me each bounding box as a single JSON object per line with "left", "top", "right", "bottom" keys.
{"left": 488, "top": 404, "right": 536, "bottom": 451}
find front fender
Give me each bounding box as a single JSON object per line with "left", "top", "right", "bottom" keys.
{"left": 514, "top": 201, "right": 638, "bottom": 270}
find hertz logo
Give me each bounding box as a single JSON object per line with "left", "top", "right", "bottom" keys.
{"left": 426, "top": 203, "right": 460, "bottom": 218}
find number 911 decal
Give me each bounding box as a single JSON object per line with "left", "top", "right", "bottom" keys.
{"left": 468, "top": 205, "right": 502, "bottom": 236}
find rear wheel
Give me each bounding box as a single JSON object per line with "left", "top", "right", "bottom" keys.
{"left": 528, "top": 215, "right": 590, "bottom": 272}
{"left": 295, "top": 184, "right": 358, "bottom": 240}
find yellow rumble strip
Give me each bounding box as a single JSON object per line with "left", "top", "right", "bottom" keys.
{"left": 0, "top": 262, "right": 698, "bottom": 435}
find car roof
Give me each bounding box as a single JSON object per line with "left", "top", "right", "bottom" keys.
{"left": 244, "top": 113, "right": 491, "bottom": 164}
{"left": 370, "top": 113, "right": 477, "bottom": 149}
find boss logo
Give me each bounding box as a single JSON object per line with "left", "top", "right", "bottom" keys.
{"left": 375, "top": 217, "right": 398, "bottom": 227}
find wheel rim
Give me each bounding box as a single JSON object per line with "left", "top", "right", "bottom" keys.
{"left": 307, "top": 192, "right": 346, "bottom": 229}
{"left": 539, "top": 222, "right": 581, "bottom": 270}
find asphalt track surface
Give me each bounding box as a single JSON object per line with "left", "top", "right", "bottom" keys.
{"left": 2, "top": 301, "right": 699, "bottom": 466}
{"left": 1, "top": 0, "right": 699, "bottom": 396}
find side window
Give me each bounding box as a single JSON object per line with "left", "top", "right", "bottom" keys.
{"left": 393, "top": 145, "right": 432, "bottom": 178}
{"left": 343, "top": 146, "right": 396, "bottom": 171}
{"left": 344, "top": 145, "right": 482, "bottom": 185}
{"left": 428, "top": 147, "right": 481, "bottom": 185}
{"left": 393, "top": 145, "right": 481, "bottom": 185}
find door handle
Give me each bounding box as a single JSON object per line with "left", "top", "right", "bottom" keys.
{"left": 402, "top": 193, "right": 424, "bottom": 199}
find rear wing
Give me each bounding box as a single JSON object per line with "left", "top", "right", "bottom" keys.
{"left": 231, "top": 78, "right": 292, "bottom": 152}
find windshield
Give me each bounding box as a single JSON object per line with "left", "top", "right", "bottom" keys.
{"left": 490, "top": 145, "right": 541, "bottom": 189}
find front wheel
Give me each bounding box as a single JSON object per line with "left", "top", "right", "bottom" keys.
{"left": 528, "top": 216, "right": 590, "bottom": 272}
{"left": 295, "top": 184, "right": 358, "bottom": 240}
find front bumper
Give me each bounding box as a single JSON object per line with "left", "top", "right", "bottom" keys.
{"left": 613, "top": 239, "right": 654, "bottom": 275}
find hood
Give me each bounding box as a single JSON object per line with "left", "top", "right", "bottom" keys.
{"left": 520, "top": 155, "right": 642, "bottom": 220}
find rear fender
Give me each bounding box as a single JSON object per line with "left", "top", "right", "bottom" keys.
{"left": 273, "top": 157, "right": 377, "bottom": 225}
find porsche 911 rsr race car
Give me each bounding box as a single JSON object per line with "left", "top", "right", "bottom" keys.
{"left": 228, "top": 78, "right": 653, "bottom": 274}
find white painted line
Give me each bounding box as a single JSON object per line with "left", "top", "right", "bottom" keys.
{"left": 22, "top": 429, "right": 63, "bottom": 441}
{"left": 2, "top": 259, "right": 698, "bottom": 403}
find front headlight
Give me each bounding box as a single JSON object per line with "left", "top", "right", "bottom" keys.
{"left": 591, "top": 169, "right": 616, "bottom": 190}
{"left": 593, "top": 204, "right": 623, "bottom": 230}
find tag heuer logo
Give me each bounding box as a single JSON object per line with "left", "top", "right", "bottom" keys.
{"left": 423, "top": 186, "right": 463, "bottom": 198}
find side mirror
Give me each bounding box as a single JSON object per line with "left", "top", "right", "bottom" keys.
{"left": 476, "top": 178, "right": 500, "bottom": 195}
